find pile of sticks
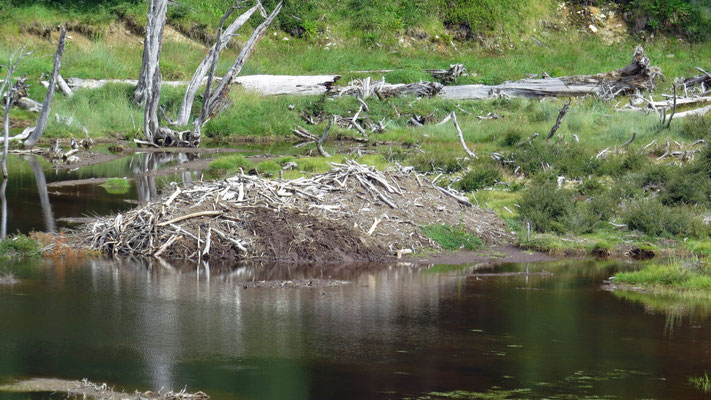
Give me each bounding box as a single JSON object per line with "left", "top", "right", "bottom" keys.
{"left": 85, "top": 160, "right": 509, "bottom": 262}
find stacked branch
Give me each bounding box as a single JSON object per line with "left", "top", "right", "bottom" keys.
{"left": 84, "top": 161, "right": 511, "bottom": 263}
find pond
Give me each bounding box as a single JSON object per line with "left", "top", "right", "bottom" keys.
{"left": 0, "top": 152, "right": 206, "bottom": 235}
{"left": 1, "top": 258, "right": 711, "bottom": 399}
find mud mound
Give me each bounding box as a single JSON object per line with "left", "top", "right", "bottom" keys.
{"left": 83, "top": 161, "right": 513, "bottom": 264}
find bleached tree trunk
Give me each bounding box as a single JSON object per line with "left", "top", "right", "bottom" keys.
{"left": 174, "top": 2, "right": 263, "bottom": 126}
{"left": 2, "top": 95, "right": 11, "bottom": 177}
{"left": 197, "top": 1, "right": 282, "bottom": 127}
{"left": 24, "top": 26, "right": 66, "bottom": 147}
{"left": 138, "top": 0, "right": 168, "bottom": 141}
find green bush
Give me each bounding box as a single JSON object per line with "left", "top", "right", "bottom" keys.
{"left": 456, "top": 166, "right": 502, "bottom": 192}
{"left": 0, "top": 234, "right": 41, "bottom": 261}
{"left": 623, "top": 199, "right": 699, "bottom": 237}
{"left": 518, "top": 181, "right": 576, "bottom": 233}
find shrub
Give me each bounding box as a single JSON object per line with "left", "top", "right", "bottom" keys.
{"left": 623, "top": 199, "right": 699, "bottom": 237}
{"left": 0, "top": 234, "right": 41, "bottom": 261}
{"left": 456, "top": 166, "right": 502, "bottom": 192}
{"left": 518, "top": 181, "right": 576, "bottom": 233}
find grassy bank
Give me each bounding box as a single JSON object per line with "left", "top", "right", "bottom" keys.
{"left": 614, "top": 262, "right": 711, "bottom": 294}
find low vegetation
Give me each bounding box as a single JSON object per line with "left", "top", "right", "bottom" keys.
{"left": 0, "top": 234, "right": 41, "bottom": 261}
{"left": 614, "top": 262, "right": 711, "bottom": 292}
{"left": 422, "top": 224, "right": 483, "bottom": 251}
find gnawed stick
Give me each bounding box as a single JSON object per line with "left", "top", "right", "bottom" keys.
{"left": 546, "top": 99, "right": 571, "bottom": 140}
{"left": 367, "top": 217, "right": 381, "bottom": 236}
{"left": 154, "top": 234, "right": 179, "bottom": 257}
{"left": 620, "top": 131, "right": 636, "bottom": 148}
{"left": 316, "top": 117, "right": 332, "bottom": 157}
{"left": 157, "top": 210, "right": 222, "bottom": 227}
{"left": 449, "top": 112, "right": 477, "bottom": 159}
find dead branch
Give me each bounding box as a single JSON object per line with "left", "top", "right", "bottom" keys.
{"left": 546, "top": 99, "right": 571, "bottom": 141}
{"left": 175, "top": 1, "right": 262, "bottom": 126}
{"left": 199, "top": 2, "right": 282, "bottom": 125}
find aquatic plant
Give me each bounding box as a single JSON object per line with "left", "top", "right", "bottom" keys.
{"left": 690, "top": 373, "right": 711, "bottom": 393}
{"left": 0, "top": 234, "right": 41, "bottom": 261}
{"left": 100, "top": 178, "right": 131, "bottom": 195}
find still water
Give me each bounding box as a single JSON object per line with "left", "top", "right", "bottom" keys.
{"left": 1, "top": 259, "right": 711, "bottom": 399}
{"left": 1, "top": 152, "right": 203, "bottom": 235}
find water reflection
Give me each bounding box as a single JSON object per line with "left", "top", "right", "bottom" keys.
{"left": 131, "top": 152, "right": 199, "bottom": 203}
{"left": 3, "top": 259, "right": 711, "bottom": 399}
{"left": 1, "top": 178, "right": 6, "bottom": 239}
{"left": 1, "top": 151, "right": 204, "bottom": 234}
{"left": 26, "top": 155, "right": 56, "bottom": 233}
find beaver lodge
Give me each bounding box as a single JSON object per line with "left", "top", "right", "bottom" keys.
{"left": 82, "top": 161, "right": 512, "bottom": 264}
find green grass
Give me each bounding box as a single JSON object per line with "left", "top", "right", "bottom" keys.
{"left": 0, "top": 234, "right": 41, "bottom": 261}
{"left": 690, "top": 373, "right": 711, "bottom": 393}
{"left": 99, "top": 178, "right": 130, "bottom": 195}
{"left": 421, "top": 224, "right": 483, "bottom": 251}
{"left": 614, "top": 263, "right": 711, "bottom": 291}
{"left": 208, "top": 154, "right": 254, "bottom": 175}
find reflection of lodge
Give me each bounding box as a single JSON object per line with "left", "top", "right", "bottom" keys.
{"left": 131, "top": 152, "right": 199, "bottom": 203}
{"left": 84, "top": 258, "right": 450, "bottom": 391}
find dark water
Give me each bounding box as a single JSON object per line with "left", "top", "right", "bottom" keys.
{"left": 1, "top": 259, "right": 711, "bottom": 399}
{"left": 0, "top": 152, "right": 203, "bottom": 235}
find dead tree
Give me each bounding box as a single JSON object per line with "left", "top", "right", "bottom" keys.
{"left": 174, "top": 1, "right": 265, "bottom": 126}
{"left": 1, "top": 43, "right": 30, "bottom": 177}
{"left": 137, "top": 0, "right": 169, "bottom": 142}
{"left": 196, "top": 1, "right": 282, "bottom": 128}
{"left": 24, "top": 26, "right": 66, "bottom": 148}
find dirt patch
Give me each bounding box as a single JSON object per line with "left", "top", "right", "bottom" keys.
{"left": 247, "top": 207, "right": 389, "bottom": 263}
{"left": 413, "top": 245, "right": 555, "bottom": 266}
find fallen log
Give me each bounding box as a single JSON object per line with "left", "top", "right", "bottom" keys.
{"left": 426, "top": 64, "right": 466, "bottom": 84}
{"left": 441, "top": 46, "right": 660, "bottom": 100}
{"left": 63, "top": 75, "right": 341, "bottom": 97}
{"left": 15, "top": 97, "right": 41, "bottom": 112}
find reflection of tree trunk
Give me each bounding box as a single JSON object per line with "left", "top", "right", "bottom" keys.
{"left": 0, "top": 179, "right": 7, "bottom": 239}
{"left": 177, "top": 153, "right": 194, "bottom": 188}
{"left": 26, "top": 155, "right": 56, "bottom": 233}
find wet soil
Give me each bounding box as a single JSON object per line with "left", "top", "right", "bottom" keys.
{"left": 412, "top": 245, "right": 556, "bottom": 266}
{"left": 246, "top": 207, "right": 393, "bottom": 264}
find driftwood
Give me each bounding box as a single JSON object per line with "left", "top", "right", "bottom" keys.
{"left": 14, "top": 96, "right": 41, "bottom": 113}
{"left": 426, "top": 64, "right": 466, "bottom": 84}
{"left": 336, "top": 79, "right": 443, "bottom": 99}
{"left": 316, "top": 117, "right": 332, "bottom": 157}
{"left": 61, "top": 75, "right": 342, "bottom": 97}
{"left": 439, "top": 112, "right": 477, "bottom": 159}
{"left": 441, "top": 46, "right": 660, "bottom": 100}
{"left": 24, "top": 26, "right": 66, "bottom": 147}
{"left": 546, "top": 99, "right": 571, "bottom": 140}
{"left": 175, "top": 1, "right": 264, "bottom": 126}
